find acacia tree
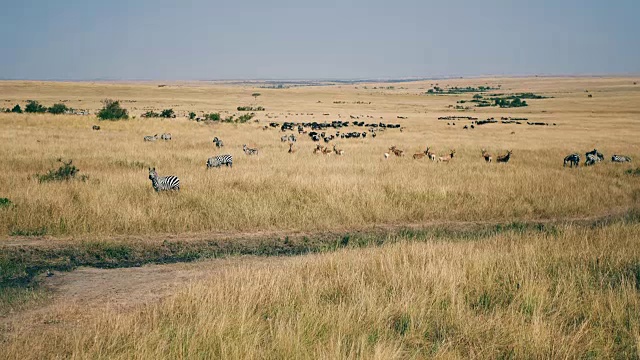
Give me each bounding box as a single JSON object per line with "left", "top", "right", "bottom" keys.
{"left": 252, "top": 93, "right": 261, "bottom": 102}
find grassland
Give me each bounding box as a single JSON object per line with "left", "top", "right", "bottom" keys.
{"left": 3, "top": 221, "right": 640, "bottom": 359}
{"left": 1, "top": 77, "right": 640, "bottom": 359}
{"left": 0, "top": 77, "right": 639, "bottom": 239}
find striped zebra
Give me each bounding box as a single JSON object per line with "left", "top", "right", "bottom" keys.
{"left": 148, "top": 168, "right": 180, "bottom": 191}
{"left": 213, "top": 137, "right": 224, "bottom": 148}
{"left": 585, "top": 154, "right": 601, "bottom": 166}
{"left": 280, "top": 135, "right": 288, "bottom": 142}
{"left": 611, "top": 154, "right": 631, "bottom": 163}
{"left": 206, "top": 154, "right": 233, "bottom": 168}
{"left": 243, "top": 144, "right": 259, "bottom": 155}
{"left": 144, "top": 134, "right": 158, "bottom": 142}
{"left": 563, "top": 153, "right": 580, "bottom": 167}
{"left": 160, "top": 133, "right": 172, "bottom": 140}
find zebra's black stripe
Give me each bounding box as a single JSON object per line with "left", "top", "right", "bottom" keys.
{"left": 207, "top": 154, "right": 233, "bottom": 168}
{"left": 148, "top": 168, "right": 180, "bottom": 191}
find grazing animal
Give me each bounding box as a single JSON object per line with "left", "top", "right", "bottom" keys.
{"left": 160, "top": 133, "right": 172, "bottom": 141}
{"left": 213, "top": 137, "right": 224, "bottom": 148}
{"left": 389, "top": 146, "right": 404, "bottom": 157}
{"left": 144, "top": 134, "right": 158, "bottom": 142}
{"left": 481, "top": 149, "right": 492, "bottom": 163}
{"left": 333, "top": 144, "right": 344, "bottom": 155}
{"left": 243, "top": 144, "right": 259, "bottom": 155}
{"left": 585, "top": 154, "right": 600, "bottom": 166}
{"left": 148, "top": 168, "right": 180, "bottom": 191}
{"left": 288, "top": 143, "right": 296, "bottom": 154}
{"left": 384, "top": 153, "right": 389, "bottom": 159}
{"left": 413, "top": 152, "right": 426, "bottom": 159}
{"left": 426, "top": 147, "right": 436, "bottom": 161}
{"left": 585, "top": 149, "right": 604, "bottom": 161}
{"left": 92, "top": 125, "right": 100, "bottom": 131}
{"left": 288, "top": 134, "right": 297, "bottom": 142}
{"left": 281, "top": 135, "right": 288, "bottom": 142}
{"left": 497, "top": 150, "right": 513, "bottom": 163}
{"left": 322, "top": 146, "right": 332, "bottom": 155}
{"left": 313, "top": 145, "right": 323, "bottom": 154}
{"left": 206, "top": 154, "right": 233, "bottom": 168}
{"left": 563, "top": 153, "right": 580, "bottom": 167}
{"left": 611, "top": 155, "right": 631, "bottom": 163}
{"left": 438, "top": 150, "right": 456, "bottom": 163}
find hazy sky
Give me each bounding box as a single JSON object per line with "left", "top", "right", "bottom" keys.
{"left": 1, "top": 0, "right": 638, "bottom": 80}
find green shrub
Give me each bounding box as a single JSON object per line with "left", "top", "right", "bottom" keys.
{"left": 24, "top": 100, "right": 47, "bottom": 113}
{"left": 36, "top": 159, "right": 87, "bottom": 183}
{"left": 237, "top": 106, "right": 265, "bottom": 111}
{"left": 11, "top": 104, "right": 22, "bottom": 113}
{"left": 160, "top": 109, "right": 175, "bottom": 118}
{"left": 47, "top": 103, "right": 69, "bottom": 114}
{"left": 189, "top": 112, "right": 196, "bottom": 120}
{"left": 237, "top": 113, "right": 255, "bottom": 123}
{"left": 204, "top": 113, "right": 221, "bottom": 121}
{"left": 0, "top": 198, "right": 12, "bottom": 209}
{"left": 142, "top": 110, "right": 160, "bottom": 118}
{"left": 97, "top": 99, "right": 129, "bottom": 120}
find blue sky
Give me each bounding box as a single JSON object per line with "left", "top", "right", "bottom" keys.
{"left": 1, "top": 0, "right": 638, "bottom": 80}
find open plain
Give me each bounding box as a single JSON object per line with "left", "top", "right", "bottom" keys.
{"left": 1, "top": 77, "right": 640, "bottom": 358}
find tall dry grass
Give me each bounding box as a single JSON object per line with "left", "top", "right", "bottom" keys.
{"left": 0, "top": 77, "right": 639, "bottom": 239}
{"left": 2, "top": 223, "right": 640, "bottom": 359}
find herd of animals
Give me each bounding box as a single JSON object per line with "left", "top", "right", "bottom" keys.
{"left": 93, "top": 119, "right": 633, "bottom": 192}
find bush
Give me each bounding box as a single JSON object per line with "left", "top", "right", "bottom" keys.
{"left": 237, "top": 106, "right": 265, "bottom": 111}
{"left": 142, "top": 110, "right": 160, "bottom": 118}
{"left": 11, "top": 104, "right": 22, "bottom": 113}
{"left": 97, "top": 99, "right": 129, "bottom": 120}
{"left": 36, "top": 159, "right": 87, "bottom": 183}
{"left": 48, "top": 103, "right": 69, "bottom": 114}
{"left": 237, "top": 113, "right": 255, "bottom": 123}
{"left": 0, "top": 198, "right": 12, "bottom": 209}
{"left": 25, "top": 100, "right": 47, "bottom": 113}
{"left": 160, "top": 109, "right": 175, "bottom": 118}
{"left": 189, "top": 112, "right": 196, "bottom": 120}
{"left": 204, "top": 113, "right": 221, "bottom": 121}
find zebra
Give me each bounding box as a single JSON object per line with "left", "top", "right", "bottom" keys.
{"left": 160, "top": 133, "right": 172, "bottom": 140}
{"left": 243, "top": 144, "right": 259, "bottom": 155}
{"left": 213, "top": 137, "right": 224, "bottom": 148}
{"left": 585, "top": 154, "right": 601, "bottom": 166}
{"left": 563, "top": 153, "right": 580, "bottom": 167}
{"left": 148, "top": 168, "right": 180, "bottom": 192}
{"left": 92, "top": 125, "right": 100, "bottom": 131}
{"left": 206, "top": 154, "right": 233, "bottom": 168}
{"left": 288, "top": 134, "right": 297, "bottom": 142}
{"left": 611, "top": 155, "right": 631, "bottom": 163}
{"left": 144, "top": 134, "right": 158, "bottom": 142}
{"left": 280, "top": 135, "right": 288, "bottom": 142}
{"left": 585, "top": 149, "right": 604, "bottom": 161}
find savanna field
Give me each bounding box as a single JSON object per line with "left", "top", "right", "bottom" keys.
{"left": 2, "top": 77, "right": 640, "bottom": 358}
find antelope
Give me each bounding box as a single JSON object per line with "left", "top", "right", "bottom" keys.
{"left": 497, "top": 150, "right": 512, "bottom": 163}
{"left": 481, "top": 149, "right": 492, "bottom": 163}
{"left": 288, "top": 143, "right": 296, "bottom": 154}
{"left": 389, "top": 146, "right": 404, "bottom": 157}
{"left": 438, "top": 150, "right": 456, "bottom": 163}
{"left": 413, "top": 152, "right": 426, "bottom": 159}
{"left": 426, "top": 147, "right": 436, "bottom": 161}
{"left": 322, "top": 146, "right": 332, "bottom": 155}
{"left": 313, "top": 145, "right": 323, "bottom": 154}
{"left": 384, "top": 153, "right": 389, "bottom": 159}
{"left": 333, "top": 144, "right": 344, "bottom": 156}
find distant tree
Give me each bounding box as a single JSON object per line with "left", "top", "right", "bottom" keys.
{"left": 160, "top": 109, "right": 175, "bottom": 118}
{"left": 204, "top": 113, "right": 221, "bottom": 121}
{"left": 189, "top": 112, "right": 196, "bottom": 120}
{"left": 48, "top": 103, "right": 69, "bottom": 114}
{"left": 25, "top": 100, "right": 47, "bottom": 113}
{"left": 473, "top": 94, "right": 483, "bottom": 99}
{"left": 97, "top": 99, "right": 129, "bottom": 120}
{"left": 252, "top": 93, "right": 261, "bottom": 101}
{"left": 11, "top": 104, "right": 22, "bottom": 113}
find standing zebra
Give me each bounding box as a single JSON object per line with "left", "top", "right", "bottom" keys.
{"left": 148, "top": 168, "right": 180, "bottom": 191}
{"left": 160, "top": 133, "right": 172, "bottom": 140}
{"left": 611, "top": 155, "right": 631, "bottom": 163}
{"left": 243, "top": 144, "right": 259, "bottom": 155}
{"left": 213, "top": 137, "right": 224, "bottom": 148}
{"left": 585, "top": 154, "right": 601, "bottom": 166}
{"left": 144, "top": 134, "right": 158, "bottom": 142}
{"left": 206, "top": 154, "right": 233, "bottom": 168}
{"left": 585, "top": 149, "right": 604, "bottom": 161}
{"left": 563, "top": 153, "right": 580, "bottom": 167}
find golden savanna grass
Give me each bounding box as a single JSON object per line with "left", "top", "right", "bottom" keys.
{"left": 3, "top": 223, "right": 640, "bottom": 359}
{"left": 1, "top": 77, "right": 639, "bottom": 239}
